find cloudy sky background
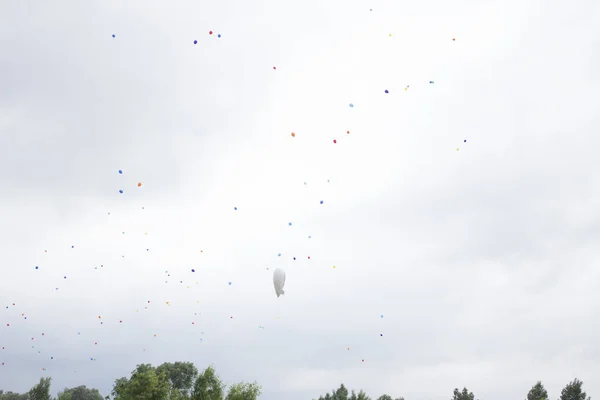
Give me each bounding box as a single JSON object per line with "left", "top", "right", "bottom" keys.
{"left": 1, "top": 0, "right": 600, "bottom": 399}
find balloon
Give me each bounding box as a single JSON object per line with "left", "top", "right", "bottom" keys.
{"left": 273, "top": 268, "right": 286, "bottom": 297}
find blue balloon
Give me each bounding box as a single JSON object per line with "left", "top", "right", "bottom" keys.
{"left": 228, "top": 281, "right": 232, "bottom": 285}
{"left": 320, "top": 200, "right": 323, "bottom": 204}
{"left": 119, "top": 190, "right": 123, "bottom": 194}
{"left": 194, "top": 40, "right": 197, "bottom": 44}
{"left": 349, "top": 103, "right": 354, "bottom": 107}
{"left": 234, "top": 207, "right": 237, "bottom": 210}
{"left": 288, "top": 222, "right": 292, "bottom": 226}
{"left": 118, "top": 170, "right": 122, "bottom": 174}
{"left": 385, "top": 90, "right": 389, "bottom": 93}
{"left": 217, "top": 34, "right": 221, "bottom": 38}
{"left": 112, "top": 34, "right": 115, "bottom": 38}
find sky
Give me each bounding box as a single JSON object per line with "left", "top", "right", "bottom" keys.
{"left": 1, "top": 0, "right": 600, "bottom": 399}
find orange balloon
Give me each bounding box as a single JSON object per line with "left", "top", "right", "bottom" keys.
{"left": 137, "top": 182, "right": 142, "bottom": 187}
{"left": 346, "top": 130, "right": 350, "bottom": 134}
{"left": 291, "top": 132, "right": 295, "bottom": 137}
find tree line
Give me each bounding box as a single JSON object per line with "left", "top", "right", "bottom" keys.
{"left": 0, "top": 362, "right": 592, "bottom": 400}
{"left": 0, "top": 361, "right": 261, "bottom": 400}
{"left": 313, "top": 379, "right": 591, "bottom": 400}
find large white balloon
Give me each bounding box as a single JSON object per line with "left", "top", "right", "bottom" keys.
{"left": 273, "top": 268, "right": 286, "bottom": 297}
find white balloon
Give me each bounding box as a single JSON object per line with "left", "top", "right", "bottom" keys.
{"left": 273, "top": 268, "right": 286, "bottom": 297}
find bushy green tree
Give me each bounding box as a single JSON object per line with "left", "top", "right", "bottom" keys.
{"left": 191, "top": 365, "right": 225, "bottom": 400}
{"left": 0, "top": 390, "right": 30, "bottom": 400}
{"left": 28, "top": 377, "right": 51, "bottom": 400}
{"left": 111, "top": 364, "right": 171, "bottom": 400}
{"left": 452, "top": 388, "right": 475, "bottom": 400}
{"left": 224, "top": 382, "right": 261, "bottom": 400}
{"left": 157, "top": 362, "right": 198, "bottom": 398}
{"left": 560, "top": 379, "right": 590, "bottom": 400}
{"left": 527, "top": 381, "right": 548, "bottom": 400}
{"left": 57, "top": 385, "right": 103, "bottom": 400}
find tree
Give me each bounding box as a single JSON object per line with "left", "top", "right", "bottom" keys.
{"left": 191, "top": 365, "right": 226, "bottom": 400}
{"left": 28, "top": 377, "right": 51, "bottom": 400}
{"left": 452, "top": 388, "right": 475, "bottom": 400}
{"left": 157, "top": 362, "right": 199, "bottom": 398}
{"left": 377, "top": 396, "right": 393, "bottom": 400}
{"left": 0, "top": 391, "right": 30, "bottom": 400}
{"left": 527, "top": 381, "right": 548, "bottom": 400}
{"left": 224, "top": 382, "right": 261, "bottom": 400}
{"left": 57, "top": 385, "right": 103, "bottom": 400}
{"left": 560, "top": 379, "right": 591, "bottom": 400}
{"left": 111, "top": 364, "right": 171, "bottom": 400}
{"left": 349, "top": 390, "right": 371, "bottom": 400}
{"left": 335, "top": 384, "right": 349, "bottom": 400}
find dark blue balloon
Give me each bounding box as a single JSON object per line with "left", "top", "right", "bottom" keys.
{"left": 112, "top": 34, "right": 115, "bottom": 38}
{"left": 385, "top": 90, "right": 389, "bottom": 93}
{"left": 320, "top": 200, "right": 323, "bottom": 204}
{"left": 194, "top": 40, "right": 197, "bottom": 44}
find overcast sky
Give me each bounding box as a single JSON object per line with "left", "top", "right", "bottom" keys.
{"left": 1, "top": 0, "right": 600, "bottom": 399}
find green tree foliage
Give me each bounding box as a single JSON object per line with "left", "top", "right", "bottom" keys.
{"left": 559, "top": 379, "right": 591, "bottom": 400}
{"left": 224, "top": 382, "right": 262, "bottom": 400}
{"left": 0, "top": 390, "right": 30, "bottom": 400}
{"left": 28, "top": 377, "right": 51, "bottom": 400}
{"left": 527, "top": 381, "right": 548, "bottom": 400}
{"left": 191, "top": 365, "right": 226, "bottom": 400}
{"left": 314, "top": 385, "right": 402, "bottom": 400}
{"left": 349, "top": 389, "right": 371, "bottom": 400}
{"left": 157, "top": 362, "right": 198, "bottom": 398}
{"left": 57, "top": 385, "right": 104, "bottom": 400}
{"left": 335, "top": 384, "right": 349, "bottom": 400}
{"left": 111, "top": 364, "right": 171, "bottom": 400}
{"left": 452, "top": 388, "right": 475, "bottom": 400}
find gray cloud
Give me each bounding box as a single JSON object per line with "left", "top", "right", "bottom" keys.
{"left": 1, "top": 1, "right": 600, "bottom": 400}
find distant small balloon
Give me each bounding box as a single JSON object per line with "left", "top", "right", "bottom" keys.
{"left": 35, "top": 266, "right": 39, "bottom": 270}
{"left": 464, "top": 139, "right": 467, "bottom": 142}
{"left": 191, "top": 269, "right": 195, "bottom": 272}
{"left": 228, "top": 281, "right": 232, "bottom": 285}
{"left": 119, "top": 190, "right": 123, "bottom": 194}
{"left": 380, "top": 314, "right": 384, "bottom": 318}
{"left": 137, "top": 182, "right": 142, "bottom": 187}
{"left": 273, "top": 66, "right": 276, "bottom": 70}
{"left": 349, "top": 103, "right": 354, "bottom": 107}
{"left": 333, "top": 139, "right": 337, "bottom": 144}
{"left": 217, "top": 34, "right": 221, "bottom": 38}
{"left": 118, "top": 170, "right": 122, "bottom": 174}
{"left": 429, "top": 81, "right": 434, "bottom": 84}
{"left": 112, "top": 34, "right": 115, "bottom": 38}
{"left": 277, "top": 253, "right": 281, "bottom": 257}
{"left": 194, "top": 40, "right": 197, "bottom": 44}
{"left": 291, "top": 132, "right": 295, "bottom": 137}
{"left": 234, "top": 207, "right": 237, "bottom": 210}
{"left": 385, "top": 90, "right": 389, "bottom": 93}
{"left": 209, "top": 31, "right": 213, "bottom": 35}
{"left": 288, "top": 222, "right": 292, "bottom": 226}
